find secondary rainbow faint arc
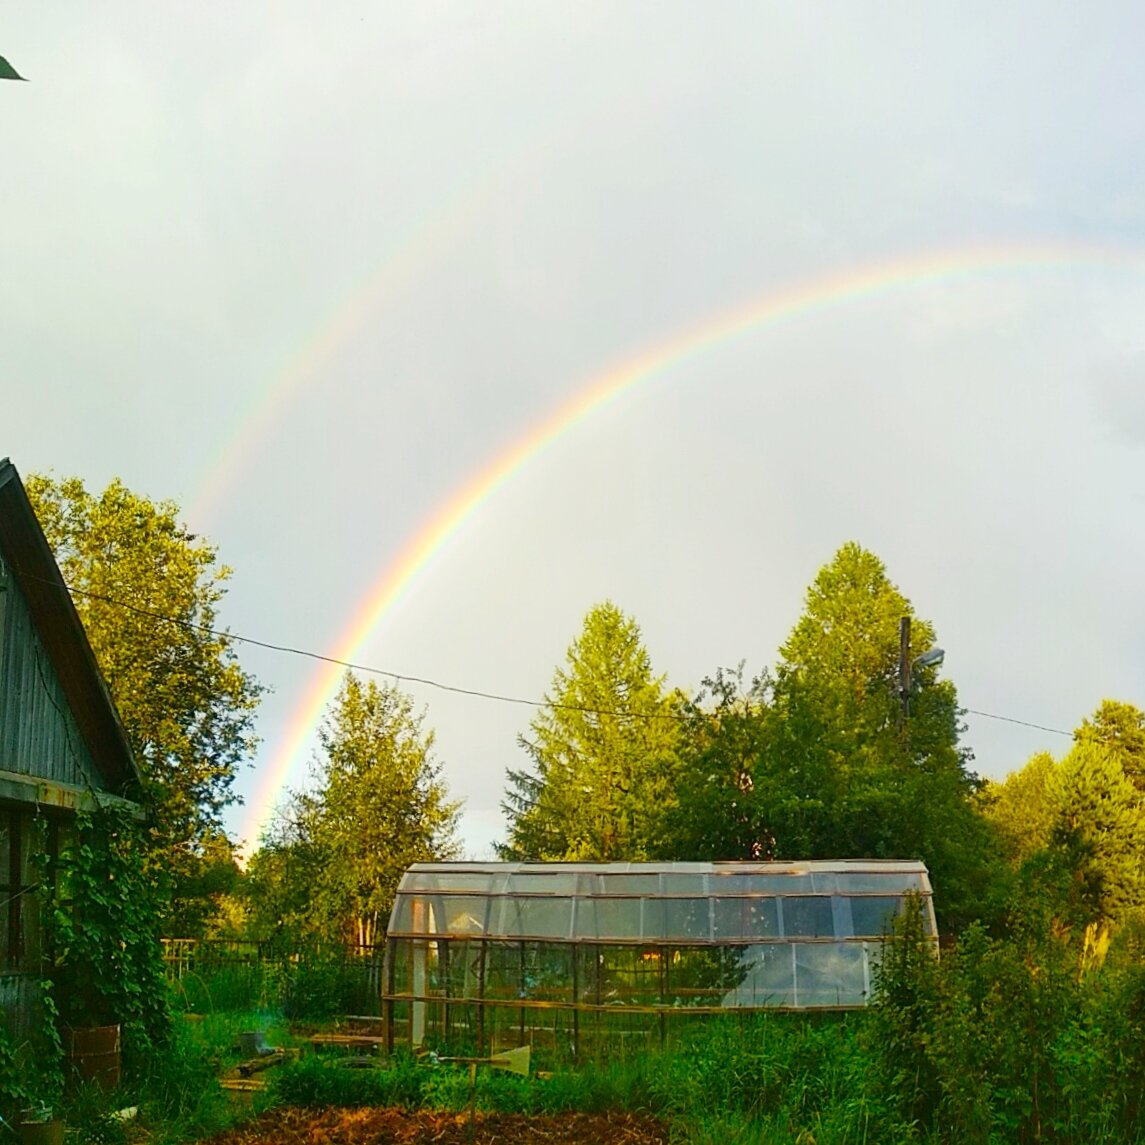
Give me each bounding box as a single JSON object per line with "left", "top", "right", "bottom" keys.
{"left": 238, "top": 239, "right": 1144, "bottom": 849}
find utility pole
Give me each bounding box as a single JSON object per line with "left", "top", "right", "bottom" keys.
{"left": 897, "top": 616, "right": 911, "bottom": 731}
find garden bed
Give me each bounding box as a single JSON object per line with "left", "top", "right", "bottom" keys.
{"left": 199, "top": 1107, "right": 668, "bottom": 1144}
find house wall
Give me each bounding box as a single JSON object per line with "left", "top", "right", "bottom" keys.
{"left": 0, "top": 563, "right": 105, "bottom": 790}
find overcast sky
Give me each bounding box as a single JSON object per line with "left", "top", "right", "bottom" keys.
{"left": 5, "top": 3, "right": 1145, "bottom": 857}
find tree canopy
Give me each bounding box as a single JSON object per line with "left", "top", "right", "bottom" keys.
{"left": 500, "top": 601, "right": 682, "bottom": 861}
{"left": 26, "top": 473, "right": 263, "bottom": 932}
{"left": 249, "top": 672, "right": 460, "bottom": 947}
{"left": 1075, "top": 700, "right": 1145, "bottom": 791}
{"left": 660, "top": 543, "right": 993, "bottom": 927}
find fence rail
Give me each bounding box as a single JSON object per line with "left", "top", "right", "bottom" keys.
{"left": 160, "top": 938, "right": 386, "bottom": 1017}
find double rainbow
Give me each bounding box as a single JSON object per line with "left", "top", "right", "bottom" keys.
{"left": 237, "top": 239, "right": 1144, "bottom": 849}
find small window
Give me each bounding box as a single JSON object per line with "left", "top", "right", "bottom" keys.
{"left": 0, "top": 809, "right": 39, "bottom": 972}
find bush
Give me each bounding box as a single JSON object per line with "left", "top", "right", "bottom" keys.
{"left": 870, "top": 913, "right": 1145, "bottom": 1143}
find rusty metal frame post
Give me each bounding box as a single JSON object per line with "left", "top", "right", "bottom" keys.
{"left": 519, "top": 940, "right": 526, "bottom": 1046}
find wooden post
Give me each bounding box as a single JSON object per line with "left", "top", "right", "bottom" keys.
{"left": 897, "top": 616, "right": 912, "bottom": 731}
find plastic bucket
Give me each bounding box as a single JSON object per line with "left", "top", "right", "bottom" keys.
{"left": 64, "top": 1024, "right": 121, "bottom": 1091}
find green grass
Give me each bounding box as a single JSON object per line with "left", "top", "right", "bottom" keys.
{"left": 63, "top": 936, "right": 1145, "bottom": 1145}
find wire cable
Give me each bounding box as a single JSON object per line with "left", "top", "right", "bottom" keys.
{"left": 962, "top": 709, "right": 1073, "bottom": 737}
{"left": 24, "top": 568, "right": 1077, "bottom": 735}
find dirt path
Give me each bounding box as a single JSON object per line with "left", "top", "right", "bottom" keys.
{"left": 200, "top": 1107, "right": 670, "bottom": 1144}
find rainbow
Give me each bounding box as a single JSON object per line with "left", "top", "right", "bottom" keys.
{"left": 188, "top": 190, "right": 490, "bottom": 524}
{"left": 188, "top": 88, "right": 619, "bottom": 527}
{"left": 237, "top": 239, "right": 1145, "bottom": 849}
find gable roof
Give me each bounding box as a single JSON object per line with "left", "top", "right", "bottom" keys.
{"left": 0, "top": 459, "right": 142, "bottom": 798}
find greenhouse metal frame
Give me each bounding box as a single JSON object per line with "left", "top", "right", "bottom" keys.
{"left": 382, "top": 859, "right": 936, "bottom": 1055}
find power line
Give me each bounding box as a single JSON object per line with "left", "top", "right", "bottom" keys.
{"left": 963, "top": 709, "right": 1073, "bottom": 738}
{"left": 27, "top": 572, "right": 685, "bottom": 722}
{"left": 28, "top": 569, "right": 1078, "bottom": 736}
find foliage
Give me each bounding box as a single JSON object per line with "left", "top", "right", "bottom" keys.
{"left": 250, "top": 672, "right": 459, "bottom": 947}
{"left": 501, "top": 601, "right": 682, "bottom": 860}
{"left": 656, "top": 665, "right": 777, "bottom": 860}
{"left": 270, "top": 1051, "right": 425, "bottom": 1109}
{"left": 979, "top": 750, "right": 1058, "bottom": 865}
{"left": 0, "top": 992, "right": 64, "bottom": 1124}
{"left": 44, "top": 804, "right": 171, "bottom": 1066}
{"left": 871, "top": 904, "right": 1145, "bottom": 1143}
{"left": 768, "top": 544, "right": 992, "bottom": 924}
{"left": 280, "top": 950, "right": 382, "bottom": 1020}
{"left": 985, "top": 732, "right": 1145, "bottom": 934}
{"left": 660, "top": 543, "right": 996, "bottom": 929}
{"left": 26, "top": 473, "right": 263, "bottom": 933}
{"left": 1075, "top": 699, "right": 1145, "bottom": 791}
{"left": 1048, "top": 740, "right": 1145, "bottom": 926}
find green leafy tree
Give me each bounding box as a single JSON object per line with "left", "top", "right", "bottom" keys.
{"left": 978, "top": 751, "right": 1058, "bottom": 865}
{"left": 26, "top": 474, "right": 263, "bottom": 932}
{"left": 1075, "top": 700, "right": 1145, "bottom": 791}
{"left": 656, "top": 666, "right": 778, "bottom": 860}
{"left": 660, "top": 544, "right": 999, "bottom": 927}
{"left": 1049, "top": 741, "right": 1145, "bottom": 926}
{"left": 501, "top": 601, "right": 681, "bottom": 861}
{"left": 252, "top": 672, "right": 460, "bottom": 947}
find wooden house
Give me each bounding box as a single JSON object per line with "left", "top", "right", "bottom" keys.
{"left": 0, "top": 459, "right": 143, "bottom": 1037}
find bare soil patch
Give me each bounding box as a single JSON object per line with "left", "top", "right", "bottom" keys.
{"left": 199, "top": 1107, "right": 669, "bottom": 1144}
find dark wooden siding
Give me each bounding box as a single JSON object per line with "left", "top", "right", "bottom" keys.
{"left": 0, "top": 568, "right": 105, "bottom": 790}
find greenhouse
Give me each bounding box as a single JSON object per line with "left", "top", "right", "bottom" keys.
{"left": 381, "top": 859, "right": 936, "bottom": 1055}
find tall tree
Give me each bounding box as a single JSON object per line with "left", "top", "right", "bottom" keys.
{"left": 1050, "top": 740, "right": 1145, "bottom": 925}
{"left": 501, "top": 601, "right": 681, "bottom": 861}
{"left": 978, "top": 751, "right": 1058, "bottom": 865}
{"left": 1075, "top": 700, "right": 1145, "bottom": 792}
{"left": 656, "top": 665, "right": 777, "bottom": 861}
{"left": 26, "top": 474, "right": 263, "bottom": 931}
{"left": 252, "top": 672, "right": 460, "bottom": 947}
{"left": 770, "top": 543, "right": 991, "bottom": 925}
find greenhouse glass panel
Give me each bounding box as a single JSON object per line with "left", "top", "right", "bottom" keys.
{"left": 404, "top": 871, "right": 497, "bottom": 893}
{"left": 729, "top": 943, "right": 796, "bottom": 1007}
{"left": 710, "top": 872, "right": 812, "bottom": 894}
{"left": 833, "top": 870, "right": 924, "bottom": 893}
{"left": 439, "top": 896, "right": 490, "bottom": 935}
{"left": 849, "top": 896, "right": 904, "bottom": 938}
{"left": 504, "top": 872, "right": 579, "bottom": 895}
{"left": 600, "top": 874, "right": 662, "bottom": 895}
{"left": 794, "top": 943, "right": 867, "bottom": 1007}
{"left": 492, "top": 896, "right": 574, "bottom": 939}
{"left": 663, "top": 898, "right": 711, "bottom": 941}
{"left": 781, "top": 896, "right": 835, "bottom": 937}
{"left": 712, "top": 897, "right": 779, "bottom": 940}
{"left": 662, "top": 873, "right": 707, "bottom": 895}
{"left": 382, "top": 860, "right": 936, "bottom": 1051}
{"left": 520, "top": 942, "right": 575, "bottom": 1002}
{"left": 639, "top": 897, "right": 667, "bottom": 940}
{"left": 389, "top": 895, "right": 416, "bottom": 934}
{"left": 483, "top": 941, "right": 524, "bottom": 1001}
{"left": 581, "top": 897, "right": 643, "bottom": 940}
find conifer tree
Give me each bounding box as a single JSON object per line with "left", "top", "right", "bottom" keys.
{"left": 500, "top": 602, "right": 681, "bottom": 861}
{"left": 251, "top": 672, "right": 460, "bottom": 947}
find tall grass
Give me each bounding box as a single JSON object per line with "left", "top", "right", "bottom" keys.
{"left": 271, "top": 1014, "right": 912, "bottom": 1144}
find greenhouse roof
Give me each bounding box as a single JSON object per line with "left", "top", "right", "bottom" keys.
{"left": 389, "top": 860, "right": 934, "bottom": 946}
